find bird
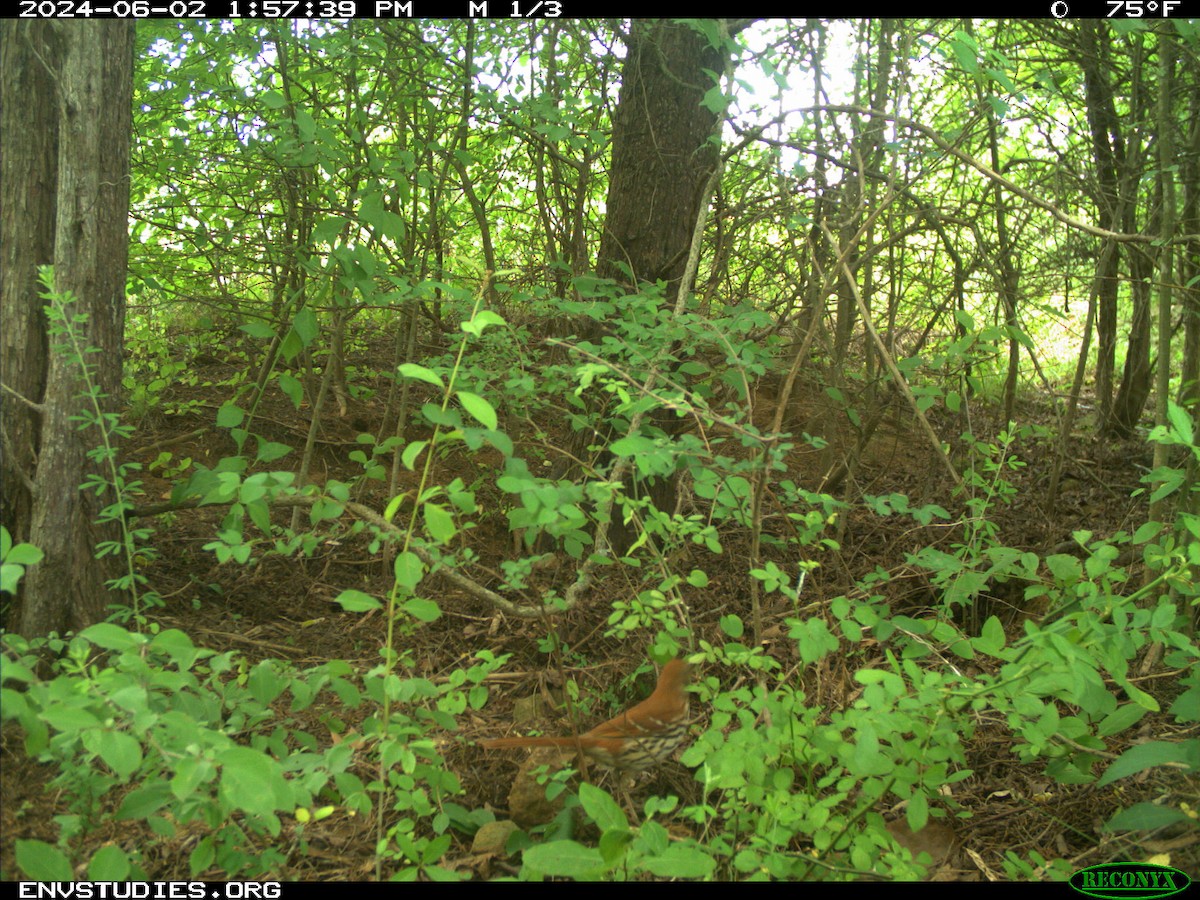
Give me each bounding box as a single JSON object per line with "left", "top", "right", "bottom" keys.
{"left": 480, "top": 658, "right": 693, "bottom": 773}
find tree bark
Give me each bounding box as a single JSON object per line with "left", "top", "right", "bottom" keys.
{"left": 0, "top": 22, "right": 60, "bottom": 548}
{"left": 1079, "top": 20, "right": 1125, "bottom": 430}
{"left": 5, "top": 22, "right": 135, "bottom": 637}
{"left": 595, "top": 21, "right": 726, "bottom": 293}
{"left": 588, "top": 20, "right": 728, "bottom": 555}
{"left": 1180, "top": 73, "right": 1200, "bottom": 412}
{"left": 1112, "top": 242, "right": 1154, "bottom": 434}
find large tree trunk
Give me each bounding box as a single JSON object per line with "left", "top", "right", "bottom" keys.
{"left": 590, "top": 20, "right": 728, "bottom": 555}
{"left": 596, "top": 21, "right": 725, "bottom": 292}
{"left": 0, "top": 22, "right": 59, "bottom": 549}
{"left": 2, "top": 22, "right": 135, "bottom": 637}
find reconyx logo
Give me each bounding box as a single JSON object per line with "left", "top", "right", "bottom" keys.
{"left": 1069, "top": 862, "right": 1191, "bottom": 900}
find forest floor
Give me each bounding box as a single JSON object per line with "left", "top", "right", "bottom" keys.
{"left": 2, "top": 342, "right": 1196, "bottom": 882}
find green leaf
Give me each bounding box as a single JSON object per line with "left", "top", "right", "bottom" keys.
{"left": 1122, "top": 681, "right": 1161, "bottom": 713}
{"left": 1096, "top": 704, "right": 1148, "bottom": 737}
{"left": 985, "top": 66, "right": 1019, "bottom": 95}
{"left": 384, "top": 491, "right": 409, "bottom": 522}
{"left": 397, "top": 363, "right": 445, "bottom": 388}
{"left": 280, "top": 327, "right": 302, "bottom": 362}
{"left": 1097, "top": 739, "right": 1199, "bottom": 786}
{"left": 189, "top": 836, "right": 215, "bottom": 876}
{"left": 88, "top": 844, "right": 131, "bottom": 881}
{"left": 483, "top": 428, "right": 513, "bottom": 457}
{"left": 78, "top": 622, "right": 141, "bottom": 651}
{"left": 950, "top": 31, "right": 980, "bottom": 74}
{"left": 293, "top": 307, "right": 319, "bottom": 346}
{"left": 460, "top": 309, "right": 506, "bottom": 336}
{"left": 423, "top": 404, "right": 463, "bottom": 428}
{"left": 972, "top": 615, "right": 1006, "bottom": 655}
{"left": 906, "top": 791, "right": 929, "bottom": 831}
{"left": 456, "top": 391, "right": 497, "bottom": 430}
{"left": 598, "top": 828, "right": 633, "bottom": 865}
{"left": 840, "top": 618, "right": 864, "bottom": 642}
{"left": 16, "top": 840, "right": 73, "bottom": 881}
{"left": 288, "top": 106, "right": 316, "bottom": 140}
{"left": 219, "top": 746, "right": 291, "bottom": 816}
{"left": 83, "top": 728, "right": 143, "bottom": 780}
{"left": 1105, "top": 802, "right": 1194, "bottom": 832}
{"left": 0, "top": 563, "right": 27, "bottom": 594}
{"left": 240, "top": 321, "right": 276, "bottom": 340}
{"left": 116, "top": 781, "right": 172, "bottom": 820}
{"left": 244, "top": 498, "right": 271, "bottom": 535}
{"left": 359, "top": 192, "right": 406, "bottom": 243}
{"left": 401, "top": 440, "right": 427, "bottom": 471}
{"left": 171, "top": 757, "right": 212, "bottom": 801}
{"left": 255, "top": 439, "right": 292, "bottom": 464}
{"left": 335, "top": 589, "right": 382, "bottom": 612}
{"left": 216, "top": 403, "right": 245, "bottom": 428}
{"left": 402, "top": 597, "right": 441, "bottom": 623}
{"left": 248, "top": 661, "right": 287, "bottom": 705}
{"left": 1166, "top": 400, "right": 1193, "bottom": 444}
{"left": 277, "top": 373, "right": 304, "bottom": 409}
{"left": 789, "top": 615, "right": 839, "bottom": 666}
{"left": 700, "top": 84, "right": 730, "bottom": 115}
{"left": 423, "top": 502, "right": 457, "bottom": 544}
{"left": 150, "top": 629, "right": 203, "bottom": 670}
{"left": 2, "top": 537, "right": 42, "bottom": 568}
{"left": 639, "top": 843, "right": 717, "bottom": 878}
{"left": 1169, "top": 683, "right": 1200, "bottom": 722}
{"left": 312, "top": 216, "right": 347, "bottom": 243}
{"left": 394, "top": 551, "right": 425, "bottom": 592}
{"left": 40, "top": 704, "right": 101, "bottom": 734}
{"left": 521, "top": 840, "right": 607, "bottom": 878}
{"left": 578, "top": 782, "right": 627, "bottom": 832}
{"left": 719, "top": 614, "right": 744, "bottom": 638}
{"left": 609, "top": 435, "right": 654, "bottom": 457}
{"left": 1045, "top": 554, "right": 1082, "bottom": 583}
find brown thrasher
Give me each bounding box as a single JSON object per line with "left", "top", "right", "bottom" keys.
{"left": 480, "top": 659, "right": 693, "bottom": 772}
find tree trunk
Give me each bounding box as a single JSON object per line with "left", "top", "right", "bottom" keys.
{"left": 1180, "top": 77, "right": 1200, "bottom": 412}
{"left": 1079, "top": 20, "right": 1125, "bottom": 430}
{"left": 1111, "top": 36, "right": 1153, "bottom": 437}
{"left": 596, "top": 21, "right": 725, "bottom": 292}
{"left": 590, "top": 20, "right": 728, "bottom": 555}
{"left": 1112, "top": 242, "right": 1154, "bottom": 435}
{"left": 0, "top": 22, "right": 59, "bottom": 549}
{"left": 4, "top": 22, "right": 135, "bottom": 637}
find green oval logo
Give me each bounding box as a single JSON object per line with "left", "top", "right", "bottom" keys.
{"left": 1070, "top": 863, "right": 1191, "bottom": 900}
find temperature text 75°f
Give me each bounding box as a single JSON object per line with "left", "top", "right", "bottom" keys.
{"left": 1106, "top": 0, "right": 1183, "bottom": 15}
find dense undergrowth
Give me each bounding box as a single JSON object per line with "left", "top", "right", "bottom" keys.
{"left": 2, "top": 279, "right": 1198, "bottom": 882}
